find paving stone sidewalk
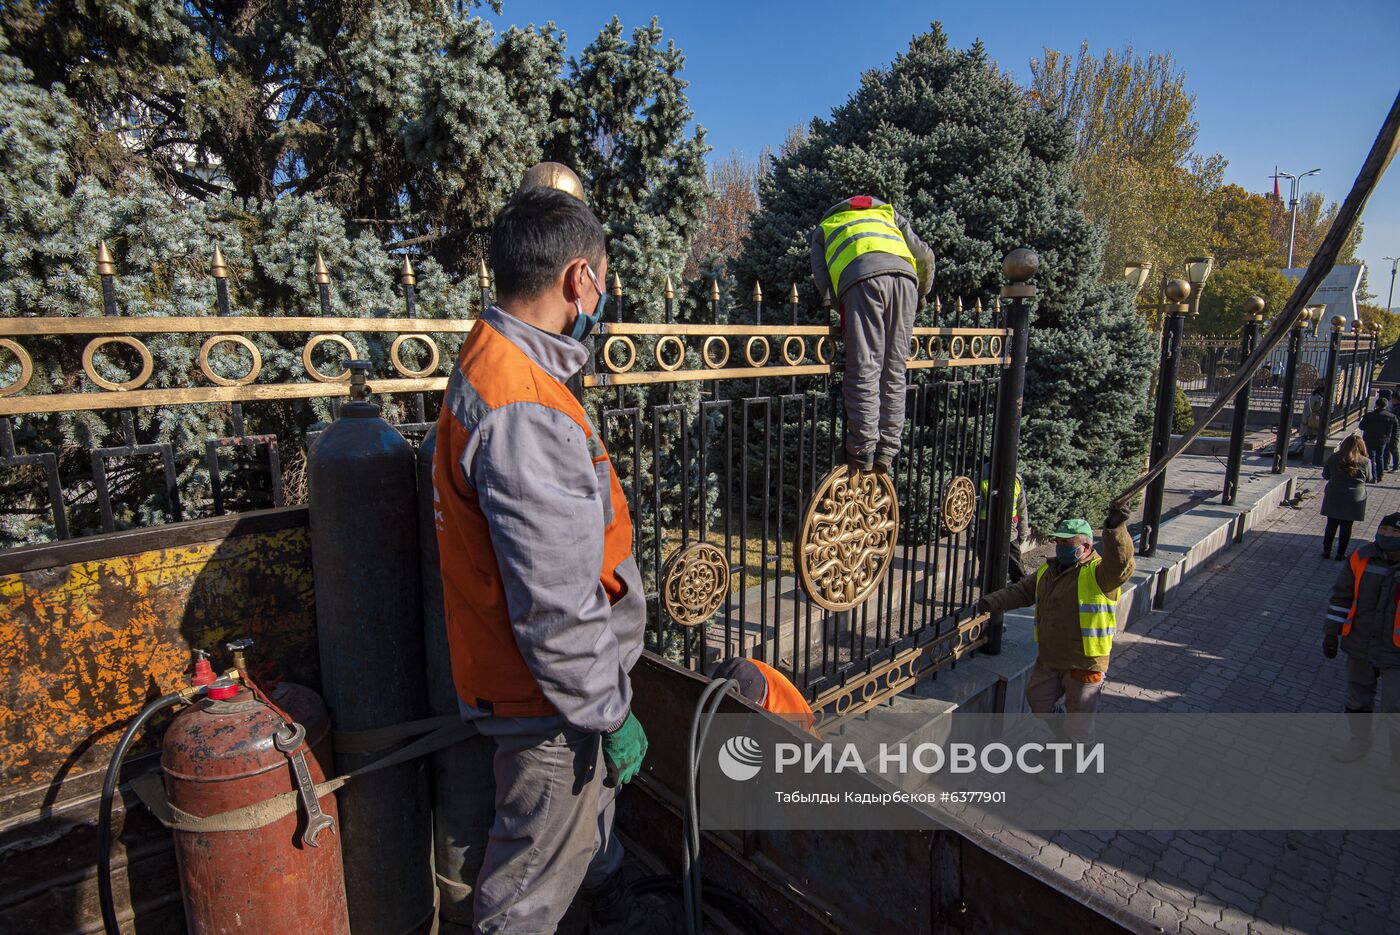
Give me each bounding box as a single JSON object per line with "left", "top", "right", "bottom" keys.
{"left": 1009, "top": 453, "right": 1400, "bottom": 935}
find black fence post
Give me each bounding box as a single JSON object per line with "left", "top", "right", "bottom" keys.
{"left": 982, "top": 247, "right": 1036, "bottom": 656}
{"left": 1271, "top": 311, "right": 1312, "bottom": 473}
{"left": 1140, "top": 279, "right": 1191, "bottom": 557}
{"left": 1223, "top": 297, "right": 1265, "bottom": 505}
{"left": 1313, "top": 316, "right": 1344, "bottom": 465}
{"left": 401, "top": 256, "right": 427, "bottom": 424}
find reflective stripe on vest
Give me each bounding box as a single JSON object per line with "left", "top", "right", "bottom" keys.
{"left": 1033, "top": 559, "right": 1119, "bottom": 656}
{"left": 819, "top": 203, "right": 916, "bottom": 296}
{"left": 1346, "top": 552, "right": 1400, "bottom": 647}
{"left": 978, "top": 475, "right": 1021, "bottom": 524}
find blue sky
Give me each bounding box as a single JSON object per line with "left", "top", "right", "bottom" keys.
{"left": 488, "top": 1, "right": 1400, "bottom": 306}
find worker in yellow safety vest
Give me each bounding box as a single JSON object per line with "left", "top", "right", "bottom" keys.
{"left": 809, "top": 195, "right": 935, "bottom": 475}
{"left": 977, "top": 470, "right": 1031, "bottom": 583}
{"left": 975, "top": 508, "right": 1133, "bottom": 743}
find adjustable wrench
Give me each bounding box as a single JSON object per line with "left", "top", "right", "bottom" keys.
{"left": 274, "top": 722, "right": 336, "bottom": 847}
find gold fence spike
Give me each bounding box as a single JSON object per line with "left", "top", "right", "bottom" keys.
{"left": 611, "top": 271, "right": 623, "bottom": 297}
{"left": 664, "top": 276, "right": 675, "bottom": 300}
{"left": 478, "top": 258, "right": 491, "bottom": 289}
{"left": 934, "top": 297, "right": 942, "bottom": 314}
{"left": 710, "top": 279, "right": 721, "bottom": 302}
{"left": 210, "top": 245, "right": 228, "bottom": 279}
{"left": 96, "top": 241, "right": 116, "bottom": 277}
{"left": 790, "top": 283, "right": 800, "bottom": 305}
{"left": 974, "top": 297, "right": 983, "bottom": 313}
{"left": 400, "top": 255, "right": 416, "bottom": 287}
{"left": 955, "top": 296, "right": 964, "bottom": 313}
{"left": 313, "top": 252, "right": 331, "bottom": 286}
{"left": 752, "top": 281, "right": 763, "bottom": 303}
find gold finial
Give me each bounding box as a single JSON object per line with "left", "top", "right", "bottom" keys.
{"left": 974, "top": 297, "right": 983, "bottom": 313}
{"left": 96, "top": 241, "right": 116, "bottom": 276}
{"left": 752, "top": 281, "right": 763, "bottom": 303}
{"left": 210, "top": 244, "right": 228, "bottom": 279}
{"left": 790, "top": 283, "right": 800, "bottom": 305}
{"left": 934, "top": 296, "right": 942, "bottom": 314}
{"left": 611, "top": 271, "right": 623, "bottom": 297}
{"left": 664, "top": 275, "right": 675, "bottom": 300}
{"left": 710, "top": 278, "right": 721, "bottom": 302}
{"left": 313, "top": 252, "right": 331, "bottom": 286}
{"left": 517, "top": 161, "right": 586, "bottom": 203}
{"left": 955, "top": 296, "right": 964, "bottom": 313}
{"left": 478, "top": 258, "right": 491, "bottom": 289}
{"left": 400, "top": 255, "right": 416, "bottom": 287}
{"left": 1331, "top": 314, "right": 1346, "bottom": 332}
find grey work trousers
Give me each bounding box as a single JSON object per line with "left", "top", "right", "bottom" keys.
{"left": 1025, "top": 659, "right": 1103, "bottom": 743}
{"left": 473, "top": 716, "right": 622, "bottom": 935}
{"left": 1345, "top": 653, "right": 1400, "bottom": 713}
{"left": 840, "top": 274, "right": 919, "bottom": 465}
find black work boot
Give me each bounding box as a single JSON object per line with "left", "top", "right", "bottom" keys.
{"left": 582, "top": 868, "right": 636, "bottom": 935}
{"left": 846, "top": 455, "right": 872, "bottom": 475}
{"left": 874, "top": 458, "right": 892, "bottom": 475}
{"left": 1331, "top": 707, "right": 1373, "bottom": 763}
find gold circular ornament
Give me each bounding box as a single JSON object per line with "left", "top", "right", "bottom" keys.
{"left": 602, "top": 335, "right": 637, "bottom": 373}
{"left": 815, "top": 336, "right": 832, "bottom": 364}
{"left": 302, "top": 334, "right": 358, "bottom": 383}
{"left": 82, "top": 336, "right": 154, "bottom": 391}
{"left": 796, "top": 464, "right": 900, "bottom": 612}
{"left": 927, "top": 336, "right": 944, "bottom": 358}
{"left": 655, "top": 335, "right": 686, "bottom": 372}
{"left": 702, "top": 336, "right": 730, "bottom": 369}
{"left": 941, "top": 475, "right": 976, "bottom": 533}
{"left": 745, "top": 336, "right": 770, "bottom": 367}
{"left": 660, "top": 542, "right": 730, "bottom": 627}
{"left": 782, "top": 336, "right": 805, "bottom": 366}
{"left": 989, "top": 336, "right": 1003, "bottom": 357}
{"left": 198, "top": 335, "right": 263, "bottom": 387}
{"left": 948, "top": 336, "right": 966, "bottom": 359}
{"left": 909, "top": 336, "right": 921, "bottom": 360}
{"left": 970, "top": 336, "right": 985, "bottom": 358}
{"left": 0, "top": 339, "right": 34, "bottom": 398}
{"left": 390, "top": 334, "right": 441, "bottom": 379}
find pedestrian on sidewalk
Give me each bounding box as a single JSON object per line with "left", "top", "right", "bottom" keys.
{"left": 974, "top": 506, "right": 1134, "bottom": 746}
{"left": 809, "top": 195, "right": 936, "bottom": 475}
{"left": 1386, "top": 389, "right": 1400, "bottom": 471}
{"left": 1320, "top": 435, "right": 1369, "bottom": 560}
{"left": 1359, "top": 397, "right": 1398, "bottom": 482}
{"left": 1323, "top": 511, "right": 1400, "bottom": 792}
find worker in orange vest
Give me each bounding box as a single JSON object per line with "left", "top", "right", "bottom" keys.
{"left": 433, "top": 178, "right": 647, "bottom": 933}
{"left": 712, "top": 657, "right": 817, "bottom": 733}
{"left": 1324, "top": 510, "right": 1400, "bottom": 791}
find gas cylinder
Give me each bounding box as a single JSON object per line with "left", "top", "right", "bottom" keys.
{"left": 161, "top": 680, "right": 350, "bottom": 934}
{"left": 308, "top": 361, "right": 433, "bottom": 934}
{"left": 418, "top": 425, "right": 496, "bottom": 924}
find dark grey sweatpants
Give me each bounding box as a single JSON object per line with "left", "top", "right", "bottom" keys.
{"left": 841, "top": 274, "right": 919, "bottom": 465}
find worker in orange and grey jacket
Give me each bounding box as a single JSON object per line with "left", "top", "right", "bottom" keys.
{"left": 809, "top": 195, "right": 936, "bottom": 474}
{"left": 433, "top": 181, "right": 647, "bottom": 934}
{"left": 712, "top": 657, "right": 817, "bottom": 734}
{"left": 1323, "top": 510, "right": 1400, "bottom": 791}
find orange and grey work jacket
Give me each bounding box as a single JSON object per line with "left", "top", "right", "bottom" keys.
{"left": 432, "top": 306, "right": 646, "bottom": 732}
{"left": 1327, "top": 544, "right": 1400, "bottom": 668}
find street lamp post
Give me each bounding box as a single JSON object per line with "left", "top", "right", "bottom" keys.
{"left": 1383, "top": 256, "right": 1398, "bottom": 312}
{"left": 1278, "top": 169, "right": 1321, "bottom": 269}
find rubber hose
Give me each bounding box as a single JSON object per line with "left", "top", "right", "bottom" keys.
{"left": 685, "top": 678, "right": 737, "bottom": 935}
{"left": 98, "top": 692, "right": 185, "bottom": 935}
{"left": 632, "top": 874, "right": 777, "bottom": 935}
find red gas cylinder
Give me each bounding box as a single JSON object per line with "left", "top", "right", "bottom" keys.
{"left": 161, "top": 681, "right": 350, "bottom": 933}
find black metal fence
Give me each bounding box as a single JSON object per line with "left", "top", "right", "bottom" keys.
{"left": 0, "top": 247, "right": 1030, "bottom": 722}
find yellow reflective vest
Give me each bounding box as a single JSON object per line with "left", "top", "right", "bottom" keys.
{"left": 818, "top": 202, "right": 916, "bottom": 298}
{"left": 978, "top": 475, "right": 1021, "bottom": 524}
{"left": 1033, "top": 560, "right": 1119, "bottom": 657}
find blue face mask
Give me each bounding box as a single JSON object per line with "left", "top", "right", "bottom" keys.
{"left": 1377, "top": 534, "right": 1400, "bottom": 553}
{"left": 569, "top": 264, "right": 607, "bottom": 341}
{"left": 1055, "top": 543, "right": 1083, "bottom": 566}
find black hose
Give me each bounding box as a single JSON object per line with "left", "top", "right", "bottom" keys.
{"left": 685, "top": 678, "right": 738, "bottom": 935}
{"left": 98, "top": 692, "right": 185, "bottom": 935}
{"left": 632, "top": 874, "right": 778, "bottom": 935}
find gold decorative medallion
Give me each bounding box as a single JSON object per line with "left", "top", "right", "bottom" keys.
{"left": 797, "top": 465, "right": 900, "bottom": 612}
{"left": 941, "top": 475, "right": 976, "bottom": 533}
{"left": 660, "top": 543, "right": 730, "bottom": 626}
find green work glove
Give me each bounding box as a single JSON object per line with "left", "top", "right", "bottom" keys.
{"left": 602, "top": 711, "right": 648, "bottom": 788}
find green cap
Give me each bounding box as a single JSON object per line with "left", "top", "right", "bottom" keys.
{"left": 1052, "top": 518, "right": 1093, "bottom": 539}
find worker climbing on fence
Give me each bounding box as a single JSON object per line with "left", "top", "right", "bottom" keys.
{"left": 810, "top": 195, "right": 936, "bottom": 475}
{"left": 975, "top": 507, "right": 1133, "bottom": 749}
{"left": 433, "top": 168, "right": 649, "bottom": 934}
